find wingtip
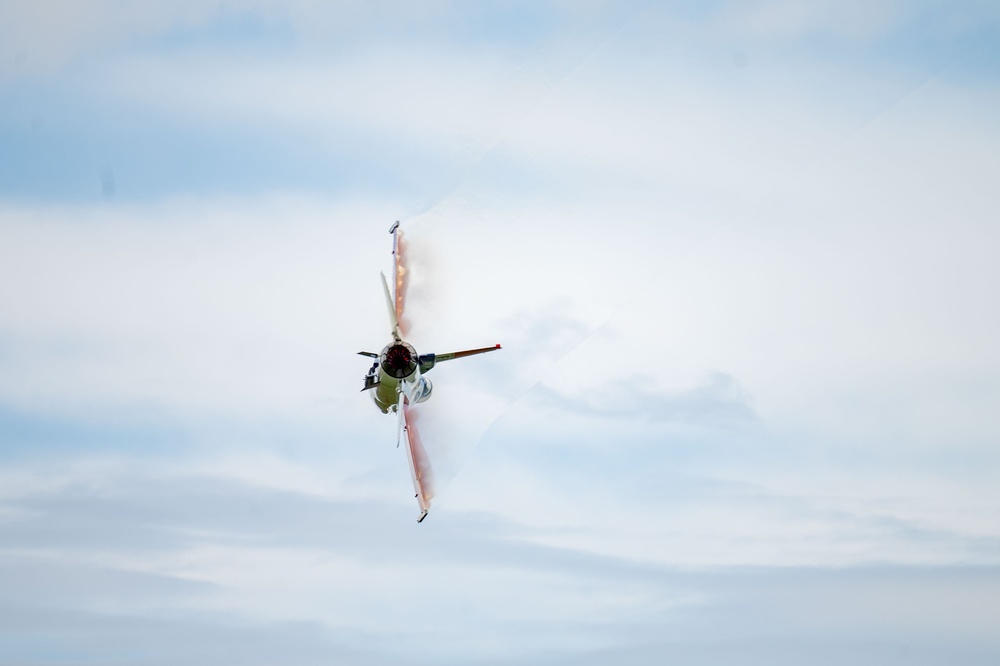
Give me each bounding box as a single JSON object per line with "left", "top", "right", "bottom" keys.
{"left": 417, "top": 510, "right": 428, "bottom": 523}
{"left": 496, "top": 343, "right": 502, "bottom": 349}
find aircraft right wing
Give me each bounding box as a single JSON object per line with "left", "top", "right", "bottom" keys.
{"left": 401, "top": 402, "right": 434, "bottom": 523}
{"left": 433, "top": 344, "right": 502, "bottom": 363}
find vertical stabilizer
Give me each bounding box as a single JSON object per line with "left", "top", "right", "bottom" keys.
{"left": 381, "top": 271, "right": 402, "bottom": 342}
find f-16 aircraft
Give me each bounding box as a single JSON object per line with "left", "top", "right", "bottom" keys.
{"left": 358, "top": 221, "right": 501, "bottom": 522}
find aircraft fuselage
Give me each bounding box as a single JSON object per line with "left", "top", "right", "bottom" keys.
{"left": 364, "top": 340, "right": 432, "bottom": 413}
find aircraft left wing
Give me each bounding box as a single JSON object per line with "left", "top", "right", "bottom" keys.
{"left": 390, "top": 221, "right": 408, "bottom": 337}
{"left": 401, "top": 403, "right": 434, "bottom": 523}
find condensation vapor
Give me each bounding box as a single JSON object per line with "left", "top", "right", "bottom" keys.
{"left": 392, "top": 219, "right": 493, "bottom": 498}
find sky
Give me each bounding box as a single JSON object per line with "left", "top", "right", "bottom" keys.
{"left": 1, "top": 0, "right": 1000, "bottom": 663}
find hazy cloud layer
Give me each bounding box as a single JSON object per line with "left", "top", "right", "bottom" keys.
{"left": 1, "top": 456, "right": 999, "bottom": 664}
{"left": 2, "top": 1, "right": 999, "bottom": 663}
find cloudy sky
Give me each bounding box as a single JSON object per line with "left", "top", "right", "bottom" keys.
{"left": 2, "top": 1, "right": 1000, "bottom": 663}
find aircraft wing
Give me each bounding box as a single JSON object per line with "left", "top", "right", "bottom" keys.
{"left": 390, "top": 221, "right": 408, "bottom": 337}
{"left": 401, "top": 402, "right": 434, "bottom": 523}
{"left": 433, "top": 344, "right": 502, "bottom": 363}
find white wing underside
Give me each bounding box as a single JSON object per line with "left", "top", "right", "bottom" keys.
{"left": 399, "top": 396, "right": 433, "bottom": 522}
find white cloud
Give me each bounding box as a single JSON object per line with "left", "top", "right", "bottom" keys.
{"left": 722, "top": 0, "right": 904, "bottom": 40}
{"left": 0, "top": 0, "right": 216, "bottom": 80}
{"left": 0, "top": 197, "right": 395, "bottom": 421}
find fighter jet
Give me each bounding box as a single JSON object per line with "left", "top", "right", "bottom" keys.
{"left": 358, "top": 221, "right": 501, "bottom": 522}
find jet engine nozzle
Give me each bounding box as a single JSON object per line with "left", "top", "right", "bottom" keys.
{"left": 381, "top": 342, "right": 418, "bottom": 379}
